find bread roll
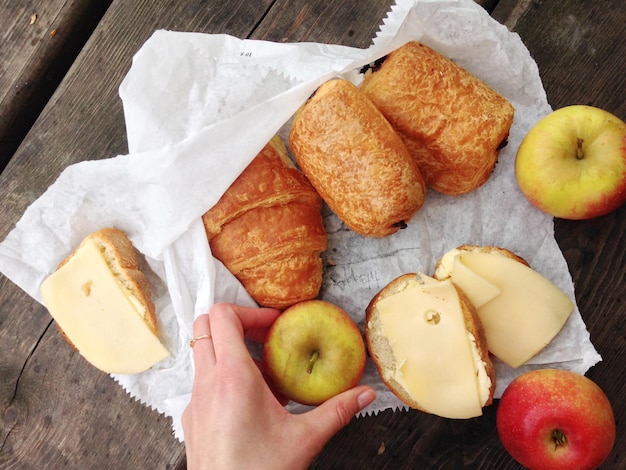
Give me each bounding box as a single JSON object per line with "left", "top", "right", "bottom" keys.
{"left": 289, "top": 79, "right": 426, "bottom": 237}
{"left": 434, "top": 244, "right": 529, "bottom": 281}
{"left": 361, "top": 42, "right": 515, "bottom": 196}
{"left": 432, "top": 245, "right": 574, "bottom": 368}
{"left": 40, "top": 228, "right": 169, "bottom": 374}
{"left": 202, "top": 136, "right": 327, "bottom": 309}
{"left": 365, "top": 273, "right": 495, "bottom": 419}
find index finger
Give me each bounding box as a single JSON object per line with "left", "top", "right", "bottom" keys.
{"left": 209, "top": 303, "right": 280, "bottom": 361}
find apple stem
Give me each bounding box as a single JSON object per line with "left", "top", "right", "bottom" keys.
{"left": 552, "top": 429, "right": 567, "bottom": 450}
{"left": 306, "top": 350, "right": 319, "bottom": 374}
{"left": 576, "top": 137, "right": 585, "bottom": 160}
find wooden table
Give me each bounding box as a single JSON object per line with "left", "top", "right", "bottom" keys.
{"left": 1, "top": 1, "right": 624, "bottom": 468}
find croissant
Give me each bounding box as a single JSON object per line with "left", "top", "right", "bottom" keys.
{"left": 202, "top": 135, "right": 327, "bottom": 309}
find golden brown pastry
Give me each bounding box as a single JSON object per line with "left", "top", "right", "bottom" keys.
{"left": 361, "top": 42, "right": 515, "bottom": 196}
{"left": 202, "top": 136, "right": 327, "bottom": 309}
{"left": 289, "top": 79, "right": 426, "bottom": 238}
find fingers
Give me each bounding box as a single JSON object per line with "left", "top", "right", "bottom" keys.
{"left": 190, "top": 304, "right": 279, "bottom": 378}
{"left": 218, "top": 303, "right": 281, "bottom": 331}
{"left": 209, "top": 303, "right": 280, "bottom": 362}
{"left": 190, "top": 314, "right": 216, "bottom": 378}
{"left": 301, "top": 386, "right": 376, "bottom": 449}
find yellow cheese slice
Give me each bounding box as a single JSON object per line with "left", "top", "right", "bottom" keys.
{"left": 451, "top": 252, "right": 573, "bottom": 368}
{"left": 40, "top": 239, "right": 170, "bottom": 374}
{"left": 376, "top": 277, "right": 485, "bottom": 419}
{"left": 450, "top": 256, "right": 500, "bottom": 308}
{"left": 434, "top": 247, "right": 461, "bottom": 280}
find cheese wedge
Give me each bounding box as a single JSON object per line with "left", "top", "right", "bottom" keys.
{"left": 40, "top": 234, "right": 170, "bottom": 374}
{"left": 366, "top": 274, "right": 495, "bottom": 419}
{"left": 448, "top": 251, "right": 573, "bottom": 368}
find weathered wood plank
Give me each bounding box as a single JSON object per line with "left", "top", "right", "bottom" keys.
{"left": 252, "top": 0, "right": 393, "bottom": 45}
{"left": 493, "top": 0, "right": 626, "bottom": 117}
{"left": 0, "top": 1, "right": 113, "bottom": 170}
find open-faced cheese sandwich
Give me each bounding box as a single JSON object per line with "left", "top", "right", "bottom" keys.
{"left": 361, "top": 41, "right": 515, "bottom": 196}
{"left": 365, "top": 273, "right": 495, "bottom": 419}
{"left": 40, "top": 227, "right": 170, "bottom": 374}
{"left": 202, "top": 135, "right": 327, "bottom": 309}
{"left": 434, "top": 245, "right": 574, "bottom": 368}
{"left": 289, "top": 78, "right": 426, "bottom": 237}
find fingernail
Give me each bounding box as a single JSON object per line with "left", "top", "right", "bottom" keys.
{"left": 357, "top": 388, "right": 376, "bottom": 409}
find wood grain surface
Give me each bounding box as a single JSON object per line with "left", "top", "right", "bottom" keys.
{"left": 1, "top": 0, "right": 624, "bottom": 468}
{"left": 0, "top": 1, "right": 113, "bottom": 170}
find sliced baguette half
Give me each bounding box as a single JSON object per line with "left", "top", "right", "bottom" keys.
{"left": 57, "top": 228, "right": 158, "bottom": 333}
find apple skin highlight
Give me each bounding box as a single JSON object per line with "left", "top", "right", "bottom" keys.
{"left": 496, "top": 369, "right": 616, "bottom": 470}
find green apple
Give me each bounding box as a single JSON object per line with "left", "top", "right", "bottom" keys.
{"left": 515, "top": 105, "right": 626, "bottom": 219}
{"left": 263, "top": 300, "right": 366, "bottom": 406}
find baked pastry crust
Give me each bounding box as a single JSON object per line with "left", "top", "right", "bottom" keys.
{"left": 202, "top": 136, "right": 320, "bottom": 239}
{"left": 361, "top": 42, "right": 515, "bottom": 196}
{"left": 289, "top": 79, "right": 426, "bottom": 237}
{"left": 202, "top": 136, "right": 327, "bottom": 309}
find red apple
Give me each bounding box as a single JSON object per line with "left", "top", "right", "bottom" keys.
{"left": 515, "top": 105, "right": 626, "bottom": 220}
{"left": 263, "top": 300, "right": 366, "bottom": 406}
{"left": 496, "top": 369, "right": 616, "bottom": 470}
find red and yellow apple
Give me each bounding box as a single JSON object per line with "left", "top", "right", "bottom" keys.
{"left": 515, "top": 105, "right": 626, "bottom": 219}
{"left": 263, "top": 299, "right": 366, "bottom": 406}
{"left": 496, "top": 368, "right": 616, "bottom": 470}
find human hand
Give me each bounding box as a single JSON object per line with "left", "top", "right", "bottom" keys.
{"left": 182, "top": 303, "right": 376, "bottom": 470}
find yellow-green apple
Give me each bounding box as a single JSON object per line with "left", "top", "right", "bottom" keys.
{"left": 496, "top": 369, "right": 616, "bottom": 470}
{"left": 515, "top": 105, "right": 626, "bottom": 219}
{"left": 263, "top": 300, "right": 366, "bottom": 406}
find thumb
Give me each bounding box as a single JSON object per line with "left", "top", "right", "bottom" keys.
{"left": 301, "top": 386, "right": 376, "bottom": 449}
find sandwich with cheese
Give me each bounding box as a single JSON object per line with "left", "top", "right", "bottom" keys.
{"left": 365, "top": 273, "right": 495, "bottom": 419}
{"left": 433, "top": 245, "right": 574, "bottom": 368}
{"left": 40, "top": 227, "right": 170, "bottom": 374}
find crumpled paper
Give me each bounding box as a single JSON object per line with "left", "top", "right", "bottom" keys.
{"left": 0, "top": 0, "right": 601, "bottom": 442}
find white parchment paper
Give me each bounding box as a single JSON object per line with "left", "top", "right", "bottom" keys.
{"left": 0, "top": 0, "right": 601, "bottom": 441}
